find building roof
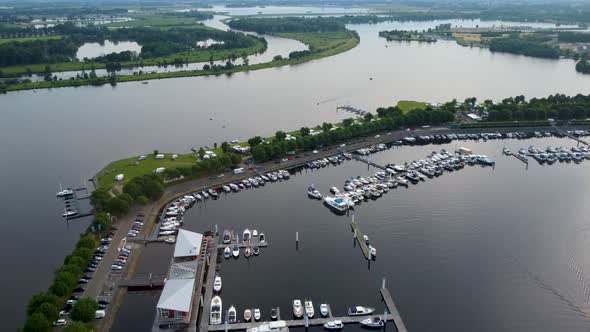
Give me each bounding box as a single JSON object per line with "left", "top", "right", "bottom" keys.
{"left": 173, "top": 229, "right": 203, "bottom": 258}
{"left": 169, "top": 260, "right": 199, "bottom": 280}
{"left": 156, "top": 278, "right": 195, "bottom": 312}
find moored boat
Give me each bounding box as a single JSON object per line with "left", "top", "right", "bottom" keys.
{"left": 304, "top": 299, "right": 314, "bottom": 318}
{"left": 348, "top": 306, "right": 375, "bottom": 316}
{"left": 254, "top": 308, "right": 261, "bottom": 321}
{"left": 323, "top": 320, "right": 344, "bottom": 330}
{"left": 228, "top": 305, "right": 237, "bottom": 323}
{"left": 244, "top": 309, "right": 252, "bottom": 322}
{"left": 210, "top": 296, "right": 222, "bottom": 325}
{"left": 232, "top": 244, "right": 239, "bottom": 258}
{"left": 213, "top": 275, "right": 222, "bottom": 292}
{"left": 293, "top": 299, "right": 303, "bottom": 318}
{"left": 243, "top": 228, "right": 252, "bottom": 243}
{"left": 360, "top": 317, "right": 384, "bottom": 328}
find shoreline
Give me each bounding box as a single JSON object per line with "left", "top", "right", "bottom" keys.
{"left": 97, "top": 123, "right": 590, "bottom": 331}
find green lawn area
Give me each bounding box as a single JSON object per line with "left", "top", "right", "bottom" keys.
{"left": 97, "top": 153, "right": 197, "bottom": 189}
{"left": 105, "top": 15, "right": 203, "bottom": 28}
{"left": 278, "top": 31, "right": 356, "bottom": 52}
{"left": 396, "top": 100, "right": 428, "bottom": 112}
{"left": 0, "top": 35, "right": 62, "bottom": 44}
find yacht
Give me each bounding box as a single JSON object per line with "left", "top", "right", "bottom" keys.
{"left": 323, "top": 320, "right": 344, "bottom": 330}
{"left": 253, "top": 246, "right": 260, "bottom": 256}
{"left": 304, "top": 299, "right": 314, "bottom": 318}
{"left": 228, "top": 305, "right": 237, "bottom": 323}
{"left": 245, "top": 246, "right": 251, "bottom": 258}
{"left": 259, "top": 233, "right": 266, "bottom": 243}
{"left": 252, "top": 229, "right": 259, "bottom": 237}
{"left": 369, "top": 245, "right": 377, "bottom": 259}
{"left": 244, "top": 309, "right": 252, "bottom": 322}
{"left": 292, "top": 300, "right": 303, "bottom": 318}
{"left": 323, "top": 196, "right": 348, "bottom": 214}
{"left": 243, "top": 229, "right": 252, "bottom": 243}
{"left": 213, "top": 275, "right": 222, "bottom": 292}
{"left": 361, "top": 317, "right": 384, "bottom": 328}
{"left": 363, "top": 235, "right": 370, "bottom": 245}
{"left": 254, "top": 308, "right": 261, "bottom": 321}
{"left": 270, "top": 308, "right": 278, "bottom": 320}
{"left": 56, "top": 188, "right": 74, "bottom": 197}
{"left": 348, "top": 306, "right": 375, "bottom": 316}
{"left": 307, "top": 185, "right": 322, "bottom": 199}
{"left": 320, "top": 303, "right": 329, "bottom": 317}
{"left": 232, "top": 244, "right": 239, "bottom": 258}
{"left": 224, "top": 247, "right": 231, "bottom": 259}
{"left": 62, "top": 210, "right": 78, "bottom": 218}
{"left": 210, "top": 296, "right": 222, "bottom": 325}
{"left": 223, "top": 231, "right": 231, "bottom": 244}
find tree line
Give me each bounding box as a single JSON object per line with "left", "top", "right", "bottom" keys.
{"left": 489, "top": 34, "right": 560, "bottom": 59}
{"left": 558, "top": 32, "right": 590, "bottom": 43}
{"left": 227, "top": 17, "right": 346, "bottom": 33}
{"left": 480, "top": 94, "right": 590, "bottom": 121}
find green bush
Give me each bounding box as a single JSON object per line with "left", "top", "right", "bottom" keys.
{"left": 27, "top": 292, "right": 59, "bottom": 316}
{"left": 49, "top": 281, "right": 70, "bottom": 297}
{"left": 35, "top": 302, "right": 59, "bottom": 322}
{"left": 23, "top": 312, "right": 50, "bottom": 332}
{"left": 63, "top": 321, "right": 92, "bottom": 332}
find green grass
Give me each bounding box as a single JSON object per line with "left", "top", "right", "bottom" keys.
{"left": 4, "top": 30, "right": 359, "bottom": 92}
{"left": 396, "top": 100, "right": 428, "bottom": 113}
{"left": 105, "top": 15, "right": 203, "bottom": 28}
{"left": 0, "top": 35, "right": 62, "bottom": 44}
{"left": 97, "top": 153, "right": 197, "bottom": 189}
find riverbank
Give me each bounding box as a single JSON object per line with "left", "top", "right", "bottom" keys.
{"left": 1, "top": 30, "right": 359, "bottom": 93}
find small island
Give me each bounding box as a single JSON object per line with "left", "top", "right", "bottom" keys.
{"left": 378, "top": 30, "right": 437, "bottom": 43}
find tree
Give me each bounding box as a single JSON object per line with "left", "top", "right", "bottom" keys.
{"left": 35, "top": 302, "right": 59, "bottom": 322}
{"left": 247, "top": 136, "right": 262, "bottom": 147}
{"left": 363, "top": 113, "right": 374, "bottom": 122}
{"left": 342, "top": 118, "right": 354, "bottom": 127}
{"left": 24, "top": 312, "right": 50, "bottom": 332}
{"left": 221, "top": 141, "right": 230, "bottom": 153}
{"left": 70, "top": 298, "right": 98, "bottom": 323}
{"left": 77, "top": 236, "right": 97, "bottom": 250}
{"left": 90, "top": 188, "right": 111, "bottom": 211}
{"left": 275, "top": 131, "right": 286, "bottom": 141}
{"left": 55, "top": 271, "right": 77, "bottom": 288}
{"left": 299, "top": 127, "right": 310, "bottom": 136}
{"left": 27, "top": 292, "right": 59, "bottom": 316}
{"left": 63, "top": 321, "right": 91, "bottom": 332}
{"left": 136, "top": 195, "right": 149, "bottom": 205}
{"left": 49, "top": 281, "right": 70, "bottom": 297}
{"left": 73, "top": 247, "right": 93, "bottom": 261}
{"left": 321, "top": 122, "right": 333, "bottom": 132}
{"left": 252, "top": 145, "right": 268, "bottom": 161}
{"left": 106, "top": 197, "right": 129, "bottom": 215}
{"left": 198, "top": 147, "right": 205, "bottom": 158}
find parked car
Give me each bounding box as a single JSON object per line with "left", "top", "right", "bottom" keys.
{"left": 98, "top": 299, "right": 110, "bottom": 305}
{"left": 78, "top": 278, "right": 90, "bottom": 284}
{"left": 73, "top": 287, "right": 84, "bottom": 292}
{"left": 59, "top": 310, "right": 69, "bottom": 317}
{"left": 53, "top": 319, "right": 67, "bottom": 326}
{"left": 84, "top": 267, "right": 95, "bottom": 273}
{"left": 66, "top": 299, "right": 77, "bottom": 305}
{"left": 95, "top": 310, "right": 106, "bottom": 319}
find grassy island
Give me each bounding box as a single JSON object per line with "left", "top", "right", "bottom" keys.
{"left": 379, "top": 30, "right": 437, "bottom": 43}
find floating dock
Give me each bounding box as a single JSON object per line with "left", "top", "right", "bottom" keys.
{"left": 352, "top": 154, "right": 388, "bottom": 171}
{"left": 350, "top": 217, "right": 371, "bottom": 260}
{"left": 551, "top": 123, "right": 589, "bottom": 146}
{"left": 512, "top": 153, "right": 529, "bottom": 164}
{"left": 380, "top": 286, "right": 408, "bottom": 332}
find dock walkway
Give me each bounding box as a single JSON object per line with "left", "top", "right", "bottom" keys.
{"left": 352, "top": 154, "right": 388, "bottom": 171}
{"left": 381, "top": 287, "right": 408, "bottom": 332}
{"left": 551, "top": 123, "right": 589, "bottom": 146}
{"left": 199, "top": 239, "right": 221, "bottom": 332}
{"left": 350, "top": 217, "right": 370, "bottom": 260}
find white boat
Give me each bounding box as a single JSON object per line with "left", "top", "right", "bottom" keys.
{"left": 223, "top": 231, "right": 231, "bottom": 244}
{"left": 253, "top": 229, "right": 259, "bottom": 237}
{"left": 224, "top": 247, "right": 231, "bottom": 259}
{"left": 304, "top": 300, "right": 314, "bottom": 318}
{"left": 246, "top": 321, "right": 289, "bottom": 332}
{"left": 293, "top": 300, "right": 303, "bottom": 318}
{"left": 62, "top": 210, "right": 78, "bottom": 218}
{"left": 259, "top": 233, "right": 266, "bottom": 243}
{"left": 307, "top": 185, "right": 322, "bottom": 199}
{"left": 330, "top": 187, "right": 340, "bottom": 194}
{"left": 232, "top": 244, "right": 240, "bottom": 258}
{"left": 210, "top": 296, "right": 222, "bottom": 325}
{"left": 323, "top": 196, "right": 348, "bottom": 213}
{"left": 228, "top": 305, "right": 237, "bottom": 324}
{"left": 164, "top": 237, "right": 176, "bottom": 244}
{"left": 244, "top": 309, "right": 252, "bottom": 322}
{"left": 245, "top": 246, "right": 251, "bottom": 258}
{"left": 56, "top": 188, "right": 74, "bottom": 197}
{"left": 360, "top": 317, "right": 384, "bottom": 328}
{"left": 369, "top": 245, "right": 377, "bottom": 258}
{"left": 270, "top": 308, "right": 278, "bottom": 320}
{"left": 254, "top": 308, "right": 261, "bottom": 321}
{"left": 348, "top": 306, "right": 375, "bottom": 316}
{"left": 243, "top": 229, "right": 252, "bottom": 243}
{"left": 213, "top": 275, "right": 222, "bottom": 292}
{"left": 253, "top": 246, "right": 260, "bottom": 256}
{"left": 320, "top": 304, "right": 329, "bottom": 317}
{"left": 323, "top": 320, "right": 344, "bottom": 330}
{"left": 363, "top": 235, "right": 370, "bottom": 244}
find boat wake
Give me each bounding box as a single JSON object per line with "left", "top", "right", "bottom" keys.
{"left": 566, "top": 225, "right": 590, "bottom": 308}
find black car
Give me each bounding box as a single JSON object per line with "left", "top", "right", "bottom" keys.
{"left": 84, "top": 267, "right": 96, "bottom": 273}
{"left": 69, "top": 295, "right": 79, "bottom": 301}
{"left": 98, "top": 304, "right": 108, "bottom": 309}
{"left": 73, "top": 287, "right": 84, "bottom": 293}
{"left": 98, "top": 299, "right": 110, "bottom": 305}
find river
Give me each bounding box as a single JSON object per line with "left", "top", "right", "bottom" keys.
{"left": 1, "top": 13, "right": 590, "bottom": 331}
{"left": 111, "top": 137, "right": 590, "bottom": 332}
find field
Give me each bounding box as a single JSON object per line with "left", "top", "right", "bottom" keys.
{"left": 0, "top": 35, "right": 62, "bottom": 44}
{"left": 97, "top": 153, "right": 197, "bottom": 189}
{"left": 105, "top": 15, "right": 205, "bottom": 28}
{"left": 396, "top": 100, "right": 428, "bottom": 112}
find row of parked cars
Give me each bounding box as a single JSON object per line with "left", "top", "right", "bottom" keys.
{"left": 126, "top": 214, "right": 145, "bottom": 238}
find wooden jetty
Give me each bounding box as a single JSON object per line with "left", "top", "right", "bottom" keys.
{"left": 352, "top": 154, "right": 388, "bottom": 171}
{"left": 199, "top": 239, "right": 221, "bottom": 332}
{"left": 117, "top": 274, "right": 166, "bottom": 289}
{"left": 551, "top": 123, "right": 589, "bottom": 146}
{"left": 512, "top": 153, "right": 529, "bottom": 164}
{"left": 350, "top": 216, "right": 371, "bottom": 260}
{"left": 380, "top": 285, "right": 408, "bottom": 332}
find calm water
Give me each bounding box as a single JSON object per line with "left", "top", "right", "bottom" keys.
{"left": 2, "top": 14, "right": 590, "bottom": 331}
{"left": 76, "top": 40, "right": 142, "bottom": 61}
{"left": 112, "top": 138, "right": 590, "bottom": 332}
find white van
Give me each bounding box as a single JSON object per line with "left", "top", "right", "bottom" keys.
{"left": 95, "top": 310, "right": 106, "bottom": 319}
{"left": 155, "top": 154, "right": 165, "bottom": 160}
{"left": 233, "top": 167, "right": 245, "bottom": 174}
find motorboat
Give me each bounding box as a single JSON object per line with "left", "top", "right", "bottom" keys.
{"left": 307, "top": 185, "right": 322, "bottom": 199}
{"left": 293, "top": 299, "right": 303, "bottom": 318}
{"left": 223, "top": 231, "right": 231, "bottom": 244}
{"left": 223, "top": 185, "right": 231, "bottom": 192}
{"left": 253, "top": 246, "right": 260, "bottom": 256}
{"left": 503, "top": 148, "right": 512, "bottom": 156}
{"left": 56, "top": 188, "right": 74, "bottom": 197}
{"left": 62, "top": 210, "right": 78, "bottom": 218}
{"left": 304, "top": 299, "right": 314, "bottom": 318}
{"left": 243, "top": 229, "right": 252, "bottom": 243}
{"left": 323, "top": 196, "right": 349, "bottom": 214}
{"left": 253, "top": 229, "right": 259, "bottom": 237}
{"left": 360, "top": 317, "right": 384, "bottom": 328}
{"left": 210, "top": 296, "right": 222, "bottom": 325}
{"left": 213, "top": 275, "right": 222, "bottom": 292}
{"left": 164, "top": 237, "right": 176, "bottom": 244}
{"left": 320, "top": 304, "right": 329, "bottom": 317}
{"left": 363, "top": 235, "right": 370, "bottom": 245}
{"left": 232, "top": 244, "right": 240, "bottom": 258}
{"left": 228, "top": 305, "right": 237, "bottom": 323}
{"left": 254, "top": 308, "right": 261, "bottom": 321}
{"left": 244, "top": 309, "right": 252, "bottom": 322}
{"left": 224, "top": 247, "right": 231, "bottom": 259}
{"left": 270, "top": 308, "right": 278, "bottom": 320}
{"left": 369, "top": 246, "right": 377, "bottom": 259}
{"left": 330, "top": 187, "right": 340, "bottom": 194}
{"left": 245, "top": 246, "right": 252, "bottom": 258}
{"left": 259, "top": 233, "right": 266, "bottom": 243}
{"left": 323, "top": 320, "right": 344, "bottom": 330}
{"left": 348, "top": 306, "right": 375, "bottom": 316}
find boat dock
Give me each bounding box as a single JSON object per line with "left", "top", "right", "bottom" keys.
{"left": 60, "top": 186, "right": 94, "bottom": 220}
{"left": 116, "top": 274, "right": 167, "bottom": 289}
{"left": 218, "top": 229, "right": 269, "bottom": 249}
{"left": 551, "top": 123, "right": 590, "bottom": 146}
{"left": 511, "top": 153, "right": 529, "bottom": 164}
{"left": 350, "top": 216, "right": 370, "bottom": 260}
{"left": 352, "top": 154, "right": 388, "bottom": 171}
{"left": 199, "top": 238, "right": 222, "bottom": 332}
{"left": 337, "top": 105, "right": 367, "bottom": 116}
{"left": 380, "top": 284, "right": 408, "bottom": 332}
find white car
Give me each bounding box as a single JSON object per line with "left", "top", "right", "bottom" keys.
{"left": 52, "top": 319, "right": 67, "bottom": 326}
{"left": 111, "top": 265, "right": 123, "bottom": 270}
{"left": 312, "top": 150, "right": 319, "bottom": 154}
{"left": 66, "top": 299, "right": 77, "bottom": 305}
{"left": 95, "top": 310, "right": 106, "bottom": 319}
{"left": 59, "top": 310, "right": 69, "bottom": 317}
{"left": 374, "top": 135, "right": 381, "bottom": 138}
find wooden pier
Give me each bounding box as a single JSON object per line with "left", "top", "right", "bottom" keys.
{"left": 350, "top": 217, "right": 371, "bottom": 260}
{"left": 380, "top": 285, "right": 408, "bottom": 332}
{"left": 551, "top": 123, "right": 589, "bottom": 146}
{"left": 511, "top": 153, "right": 529, "bottom": 164}
{"left": 337, "top": 105, "right": 367, "bottom": 116}
{"left": 199, "top": 239, "right": 221, "bottom": 332}
{"left": 352, "top": 154, "right": 388, "bottom": 171}
{"left": 117, "top": 274, "right": 166, "bottom": 288}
